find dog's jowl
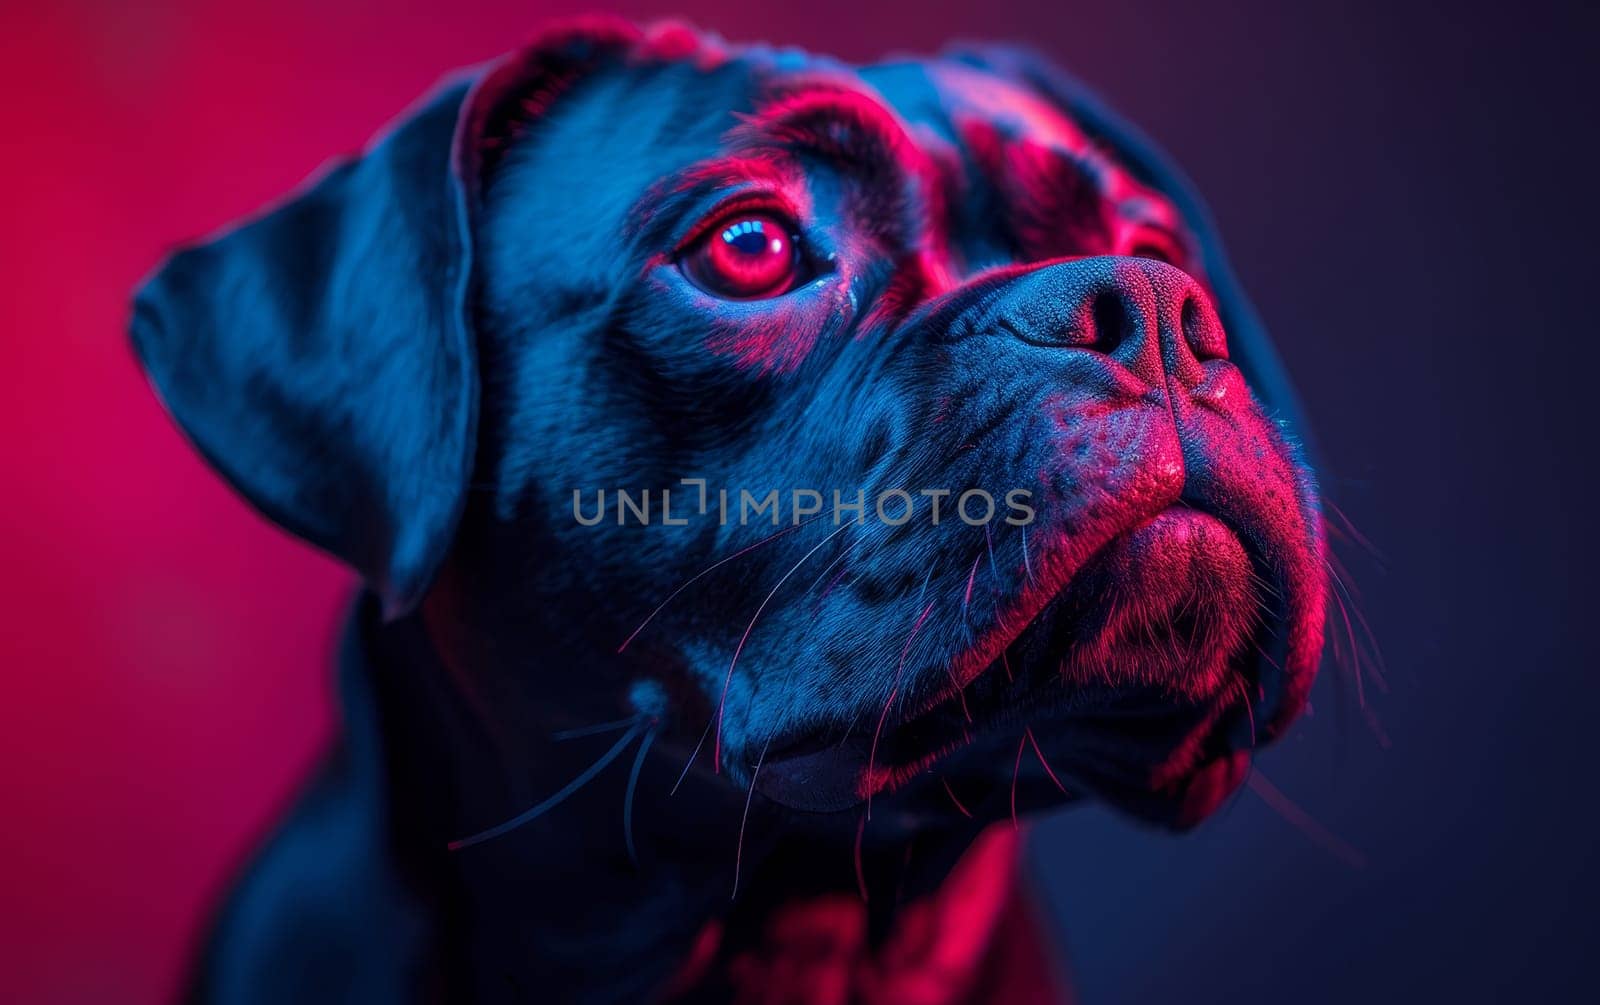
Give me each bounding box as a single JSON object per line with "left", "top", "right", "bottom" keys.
{"left": 131, "top": 17, "right": 1325, "bottom": 1005}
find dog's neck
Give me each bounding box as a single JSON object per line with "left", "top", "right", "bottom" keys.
{"left": 342, "top": 593, "right": 1045, "bottom": 1003}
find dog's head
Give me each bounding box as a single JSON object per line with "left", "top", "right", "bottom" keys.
{"left": 132, "top": 19, "right": 1324, "bottom": 835}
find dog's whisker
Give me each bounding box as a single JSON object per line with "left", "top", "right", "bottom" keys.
{"left": 1324, "top": 553, "right": 1388, "bottom": 691}
{"left": 891, "top": 561, "right": 941, "bottom": 707}
{"left": 714, "top": 521, "right": 856, "bottom": 772}
{"left": 1321, "top": 497, "right": 1385, "bottom": 567}
{"left": 853, "top": 813, "right": 869, "bottom": 903}
{"left": 907, "top": 561, "right": 967, "bottom": 713}
{"left": 941, "top": 777, "right": 973, "bottom": 819}
{"left": 1024, "top": 725, "right": 1067, "bottom": 794}
{"left": 670, "top": 718, "right": 714, "bottom": 796}
{"left": 913, "top": 557, "right": 939, "bottom": 612}
{"left": 1022, "top": 525, "right": 1034, "bottom": 585}
{"left": 1323, "top": 634, "right": 1352, "bottom": 738}
{"left": 1325, "top": 570, "right": 1366, "bottom": 709}
{"left": 1252, "top": 641, "right": 1282, "bottom": 674}
{"left": 623, "top": 724, "right": 658, "bottom": 867}
{"left": 1319, "top": 581, "right": 1392, "bottom": 751}
{"left": 984, "top": 522, "right": 1001, "bottom": 592}
{"left": 1360, "top": 702, "right": 1393, "bottom": 749}
{"left": 448, "top": 723, "right": 645, "bottom": 852}
{"left": 825, "top": 515, "right": 902, "bottom": 599}
{"left": 1010, "top": 732, "right": 1027, "bottom": 830}
{"left": 1249, "top": 570, "right": 1285, "bottom": 603}
{"left": 1236, "top": 674, "right": 1258, "bottom": 749}
{"left": 816, "top": 562, "right": 854, "bottom": 611}
{"left": 807, "top": 515, "right": 902, "bottom": 624}
{"left": 866, "top": 695, "right": 901, "bottom": 821}
{"left": 803, "top": 530, "right": 858, "bottom": 615}
{"left": 552, "top": 715, "right": 643, "bottom": 741}
{"left": 805, "top": 534, "right": 855, "bottom": 593}
{"left": 962, "top": 554, "right": 981, "bottom": 616}
{"left": 866, "top": 595, "right": 938, "bottom": 819}
{"left": 1246, "top": 769, "right": 1367, "bottom": 869}
{"left": 835, "top": 709, "right": 866, "bottom": 751}
{"left": 1335, "top": 610, "right": 1392, "bottom": 749}
{"left": 731, "top": 736, "right": 771, "bottom": 900}
{"left": 617, "top": 515, "right": 827, "bottom": 654}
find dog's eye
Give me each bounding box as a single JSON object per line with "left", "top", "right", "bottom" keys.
{"left": 681, "top": 212, "right": 803, "bottom": 299}
{"left": 1127, "top": 230, "right": 1184, "bottom": 266}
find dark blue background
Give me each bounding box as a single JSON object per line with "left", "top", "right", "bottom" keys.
{"left": 1018, "top": 1, "right": 1597, "bottom": 1000}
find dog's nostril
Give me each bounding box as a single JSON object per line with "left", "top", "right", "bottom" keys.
{"left": 1179, "top": 294, "right": 1226, "bottom": 362}
{"left": 1089, "top": 291, "right": 1129, "bottom": 353}
{"left": 1180, "top": 296, "right": 1203, "bottom": 354}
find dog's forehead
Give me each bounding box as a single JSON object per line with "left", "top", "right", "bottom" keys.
{"left": 545, "top": 47, "right": 1095, "bottom": 174}
{"left": 718, "top": 51, "right": 1099, "bottom": 164}
{"left": 705, "top": 51, "right": 1174, "bottom": 238}
{"left": 855, "top": 59, "right": 1091, "bottom": 152}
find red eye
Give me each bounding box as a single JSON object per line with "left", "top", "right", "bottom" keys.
{"left": 1127, "top": 229, "right": 1185, "bottom": 267}
{"left": 681, "top": 212, "right": 802, "bottom": 299}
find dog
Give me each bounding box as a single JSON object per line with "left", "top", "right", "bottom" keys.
{"left": 131, "top": 17, "right": 1325, "bottom": 1004}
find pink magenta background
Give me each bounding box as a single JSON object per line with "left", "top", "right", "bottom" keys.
{"left": 3, "top": 1, "right": 1593, "bottom": 1003}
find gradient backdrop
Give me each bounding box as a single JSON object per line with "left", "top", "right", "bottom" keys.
{"left": 3, "top": 1, "right": 1593, "bottom": 1002}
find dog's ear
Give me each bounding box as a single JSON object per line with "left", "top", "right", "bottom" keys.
{"left": 129, "top": 17, "right": 652, "bottom": 618}
{"left": 944, "top": 44, "right": 1314, "bottom": 451}
{"left": 130, "top": 83, "right": 478, "bottom": 620}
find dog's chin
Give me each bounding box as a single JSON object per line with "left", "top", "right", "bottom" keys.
{"left": 757, "top": 509, "right": 1267, "bottom": 826}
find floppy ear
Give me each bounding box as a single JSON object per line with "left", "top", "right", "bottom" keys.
{"left": 130, "top": 17, "right": 652, "bottom": 619}
{"left": 945, "top": 44, "right": 1315, "bottom": 453}
{"left": 130, "top": 83, "right": 478, "bottom": 619}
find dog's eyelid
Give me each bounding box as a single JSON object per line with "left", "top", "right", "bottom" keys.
{"left": 1122, "top": 223, "right": 1189, "bottom": 265}
{"left": 671, "top": 192, "right": 804, "bottom": 257}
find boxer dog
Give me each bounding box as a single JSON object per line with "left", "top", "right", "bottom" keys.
{"left": 131, "top": 17, "right": 1325, "bottom": 1004}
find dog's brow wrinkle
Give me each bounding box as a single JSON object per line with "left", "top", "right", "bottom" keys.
{"left": 627, "top": 157, "right": 803, "bottom": 252}
{"left": 731, "top": 83, "right": 937, "bottom": 213}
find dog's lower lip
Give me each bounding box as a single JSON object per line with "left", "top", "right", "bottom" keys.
{"left": 764, "top": 730, "right": 856, "bottom": 763}
{"left": 906, "top": 507, "right": 1257, "bottom": 719}
{"left": 757, "top": 735, "right": 877, "bottom": 812}
{"left": 758, "top": 507, "right": 1271, "bottom": 810}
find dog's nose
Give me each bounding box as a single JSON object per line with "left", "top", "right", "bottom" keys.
{"left": 992, "top": 257, "right": 1227, "bottom": 388}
